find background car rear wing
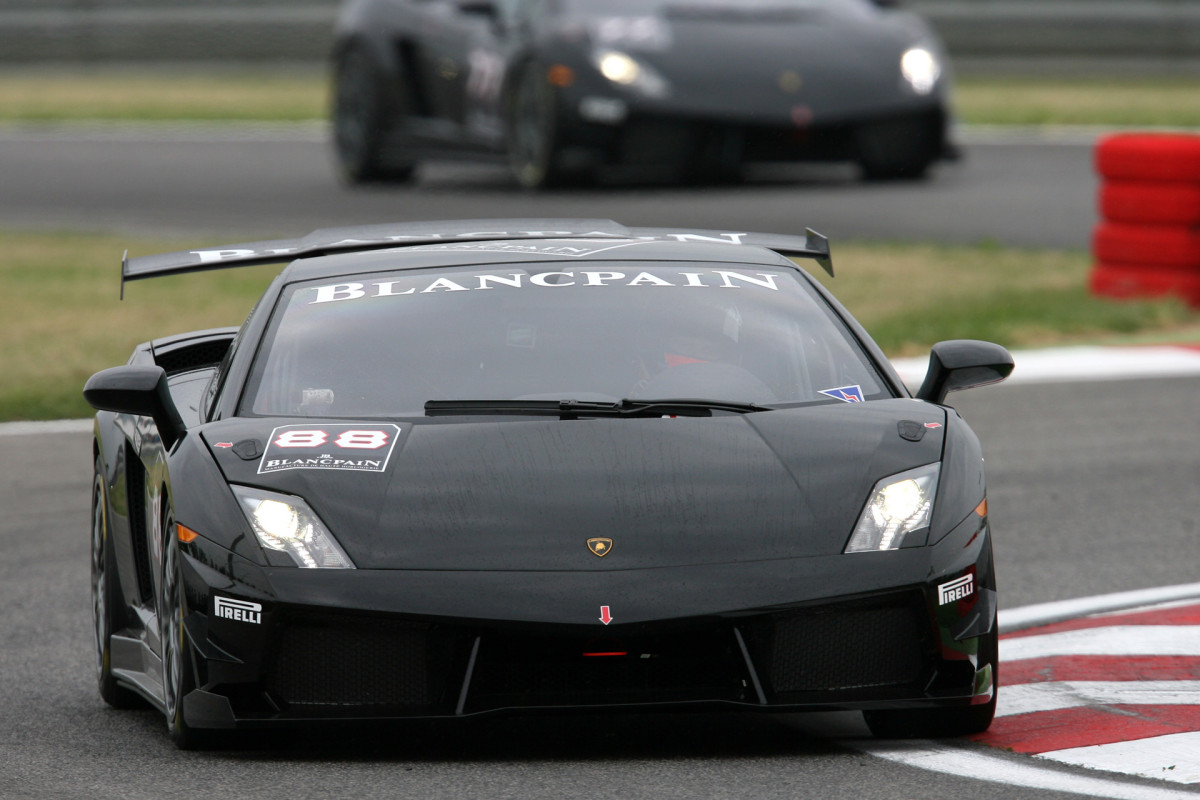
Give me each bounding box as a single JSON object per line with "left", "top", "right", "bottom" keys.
{"left": 119, "top": 218, "right": 832, "bottom": 297}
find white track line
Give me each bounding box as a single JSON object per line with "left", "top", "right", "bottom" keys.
{"left": 863, "top": 741, "right": 1200, "bottom": 800}
{"left": 891, "top": 345, "right": 1200, "bottom": 390}
{"left": 1042, "top": 733, "right": 1200, "bottom": 786}
{"left": 997, "top": 681, "right": 1200, "bottom": 717}
{"left": 1002, "top": 626, "right": 1200, "bottom": 660}
{"left": 1001, "top": 584, "right": 1200, "bottom": 633}
{"left": 0, "top": 419, "right": 92, "bottom": 436}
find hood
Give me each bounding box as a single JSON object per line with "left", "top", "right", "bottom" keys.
{"left": 586, "top": 3, "right": 939, "bottom": 122}
{"left": 202, "top": 399, "right": 944, "bottom": 570}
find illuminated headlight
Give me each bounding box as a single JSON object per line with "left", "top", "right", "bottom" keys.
{"left": 232, "top": 485, "right": 354, "bottom": 569}
{"left": 591, "top": 50, "right": 669, "bottom": 98}
{"left": 845, "top": 463, "right": 940, "bottom": 553}
{"left": 900, "top": 48, "right": 940, "bottom": 95}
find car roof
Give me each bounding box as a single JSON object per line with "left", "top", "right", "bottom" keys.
{"left": 118, "top": 219, "right": 833, "bottom": 296}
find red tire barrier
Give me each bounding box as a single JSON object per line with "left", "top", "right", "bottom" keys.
{"left": 1096, "top": 134, "right": 1200, "bottom": 182}
{"left": 1100, "top": 181, "right": 1200, "bottom": 226}
{"left": 1093, "top": 222, "right": 1200, "bottom": 269}
{"left": 1091, "top": 263, "right": 1200, "bottom": 306}
{"left": 1092, "top": 134, "right": 1200, "bottom": 308}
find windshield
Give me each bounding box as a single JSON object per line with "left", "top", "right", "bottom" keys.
{"left": 245, "top": 261, "right": 892, "bottom": 418}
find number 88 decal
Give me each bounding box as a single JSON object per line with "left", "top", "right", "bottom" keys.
{"left": 273, "top": 429, "right": 390, "bottom": 450}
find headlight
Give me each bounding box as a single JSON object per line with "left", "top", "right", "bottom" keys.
{"left": 900, "top": 47, "right": 940, "bottom": 95}
{"left": 232, "top": 485, "right": 354, "bottom": 569}
{"left": 591, "top": 50, "right": 669, "bottom": 98}
{"left": 845, "top": 463, "right": 940, "bottom": 553}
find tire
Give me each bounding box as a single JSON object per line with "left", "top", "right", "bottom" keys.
{"left": 332, "top": 46, "right": 416, "bottom": 184}
{"left": 506, "top": 63, "right": 576, "bottom": 189}
{"left": 91, "top": 456, "right": 143, "bottom": 709}
{"left": 862, "top": 628, "right": 998, "bottom": 739}
{"left": 1096, "top": 134, "right": 1200, "bottom": 182}
{"left": 855, "top": 115, "right": 941, "bottom": 181}
{"left": 1093, "top": 222, "right": 1200, "bottom": 268}
{"left": 1101, "top": 181, "right": 1200, "bottom": 226}
{"left": 1091, "top": 262, "right": 1200, "bottom": 305}
{"left": 160, "top": 511, "right": 211, "bottom": 749}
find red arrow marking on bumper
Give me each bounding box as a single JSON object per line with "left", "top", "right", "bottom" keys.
{"left": 599, "top": 605, "right": 612, "bottom": 625}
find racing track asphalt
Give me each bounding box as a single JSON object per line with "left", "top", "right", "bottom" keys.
{"left": 1, "top": 125, "right": 1195, "bottom": 797}
{"left": 1, "top": 376, "right": 1197, "bottom": 800}
{"left": 0, "top": 124, "right": 1097, "bottom": 248}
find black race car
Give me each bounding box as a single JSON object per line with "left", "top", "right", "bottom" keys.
{"left": 85, "top": 220, "right": 1011, "bottom": 748}
{"left": 331, "top": 0, "right": 954, "bottom": 186}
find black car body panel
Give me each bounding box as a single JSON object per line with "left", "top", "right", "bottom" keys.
{"left": 85, "top": 219, "right": 1010, "bottom": 745}
{"left": 330, "top": 0, "right": 954, "bottom": 184}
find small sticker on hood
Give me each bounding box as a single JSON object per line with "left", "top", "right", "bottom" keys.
{"left": 257, "top": 424, "right": 401, "bottom": 474}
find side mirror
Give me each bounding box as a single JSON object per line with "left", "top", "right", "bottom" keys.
{"left": 83, "top": 365, "right": 187, "bottom": 450}
{"left": 915, "top": 340, "right": 1014, "bottom": 405}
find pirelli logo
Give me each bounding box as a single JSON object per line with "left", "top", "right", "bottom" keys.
{"left": 214, "top": 596, "right": 262, "bottom": 624}
{"left": 938, "top": 574, "right": 975, "bottom": 606}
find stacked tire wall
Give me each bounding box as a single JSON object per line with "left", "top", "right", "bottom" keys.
{"left": 1092, "top": 134, "right": 1200, "bottom": 308}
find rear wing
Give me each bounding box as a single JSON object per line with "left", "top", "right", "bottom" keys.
{"left": 120, "top": 219, "right": 832, "bottom": 296}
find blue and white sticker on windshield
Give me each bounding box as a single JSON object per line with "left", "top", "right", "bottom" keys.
{"left": 257, "top": 424, "right": 402, "bottom": 474}
{"left": 819, "top": 385, "right": 865, "bottom": 403}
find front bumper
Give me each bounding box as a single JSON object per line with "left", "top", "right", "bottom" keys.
{"left": 553, "top": 81, "right": 949, "bottom": 168}
{"left": 177, "top": 515, "right": 995, "bottom": 728}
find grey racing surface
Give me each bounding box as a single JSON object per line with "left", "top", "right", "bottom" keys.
{"left": 3, "top": 378, "right": 1197, "bottom": 800}
{"left": 0, "top": 126, "right": 1095, "bottom": 247}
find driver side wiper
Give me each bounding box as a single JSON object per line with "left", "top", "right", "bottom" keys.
{"left": 423, "top": 398, "right": 769, "bottom": 419}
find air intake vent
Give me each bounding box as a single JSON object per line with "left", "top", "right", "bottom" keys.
{"left": 744, "top": 592, "right": 929, "bottom": 695}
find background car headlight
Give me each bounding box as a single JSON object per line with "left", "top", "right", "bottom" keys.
{"left": 845, "top": 463, "right": 940, "bottom": 552}
{"left": 900, "top": 47, "right": 940, "bottom": 95}
{"left": 592, "top": 50, "right": 670, "bottom": 98}
{"left": 232, "top": 485, "right": 354, "bottom": 569}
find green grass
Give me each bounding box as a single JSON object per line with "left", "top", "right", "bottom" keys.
{"left": 0, "top": 69, "right": 1196, "bottom": 127}
{"left": 955, "top": 76, "right": 1200, "bottom": 128}
{"left": 2, "top": 230, "right": 1195, "bottom": 422}
{"left": 0, "top": 69, "right": 327, "bottom": 122}
{"left": 0, "top": 231, "right": 279, "bottom": 421}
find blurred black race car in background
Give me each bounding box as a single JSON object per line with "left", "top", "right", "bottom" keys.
{"left": 331, "top": 0, "right": 954, "bottom": 187}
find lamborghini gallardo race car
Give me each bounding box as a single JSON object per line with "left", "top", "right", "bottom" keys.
{"left": 331, "top": 0, "right": 954, "bottom": 186}
{"left": 85, "top": 220, "right": 1012, "bottom": 748}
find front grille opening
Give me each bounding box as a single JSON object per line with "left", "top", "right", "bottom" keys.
{"left": 267, "top": 615, "right": 463, "bottom": 711}
{"left": 744, "top": 592, "right": 930, "bottom": 697}
{"left": 463, "top": 626, "right": 754, "bottom": 713}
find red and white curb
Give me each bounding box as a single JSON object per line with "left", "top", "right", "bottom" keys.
{"left": 891, "top": 344, "right": 1200, "bottom": 389}
{"left": 850, "top": 583, "right": 1200, "bottom": 798}
{"left": 983, "top": 599, "right": 1200, "bottom": 785}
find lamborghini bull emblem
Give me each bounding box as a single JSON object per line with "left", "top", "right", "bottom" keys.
{"left": 587, "top": 537, "right": 613, "bottom": 557}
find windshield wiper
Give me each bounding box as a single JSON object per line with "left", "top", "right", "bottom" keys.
{"left": 423, "top": 398, "right": 769, "bottom": 419}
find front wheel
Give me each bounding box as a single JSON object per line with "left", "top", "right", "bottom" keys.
{"left": 862, "top": 629, "right": 997, "bottom": 738}
{"left": 160, "top": 512, "right": 211, "bottom": 749}
{"left": 91, "top": 456, "right": 142, "bottom": 709}
{"left": 332, "top": 46, "right": 416, "bottom": 184}
{"left": 506, "top": 63, "right": 581, "bottom": 189}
